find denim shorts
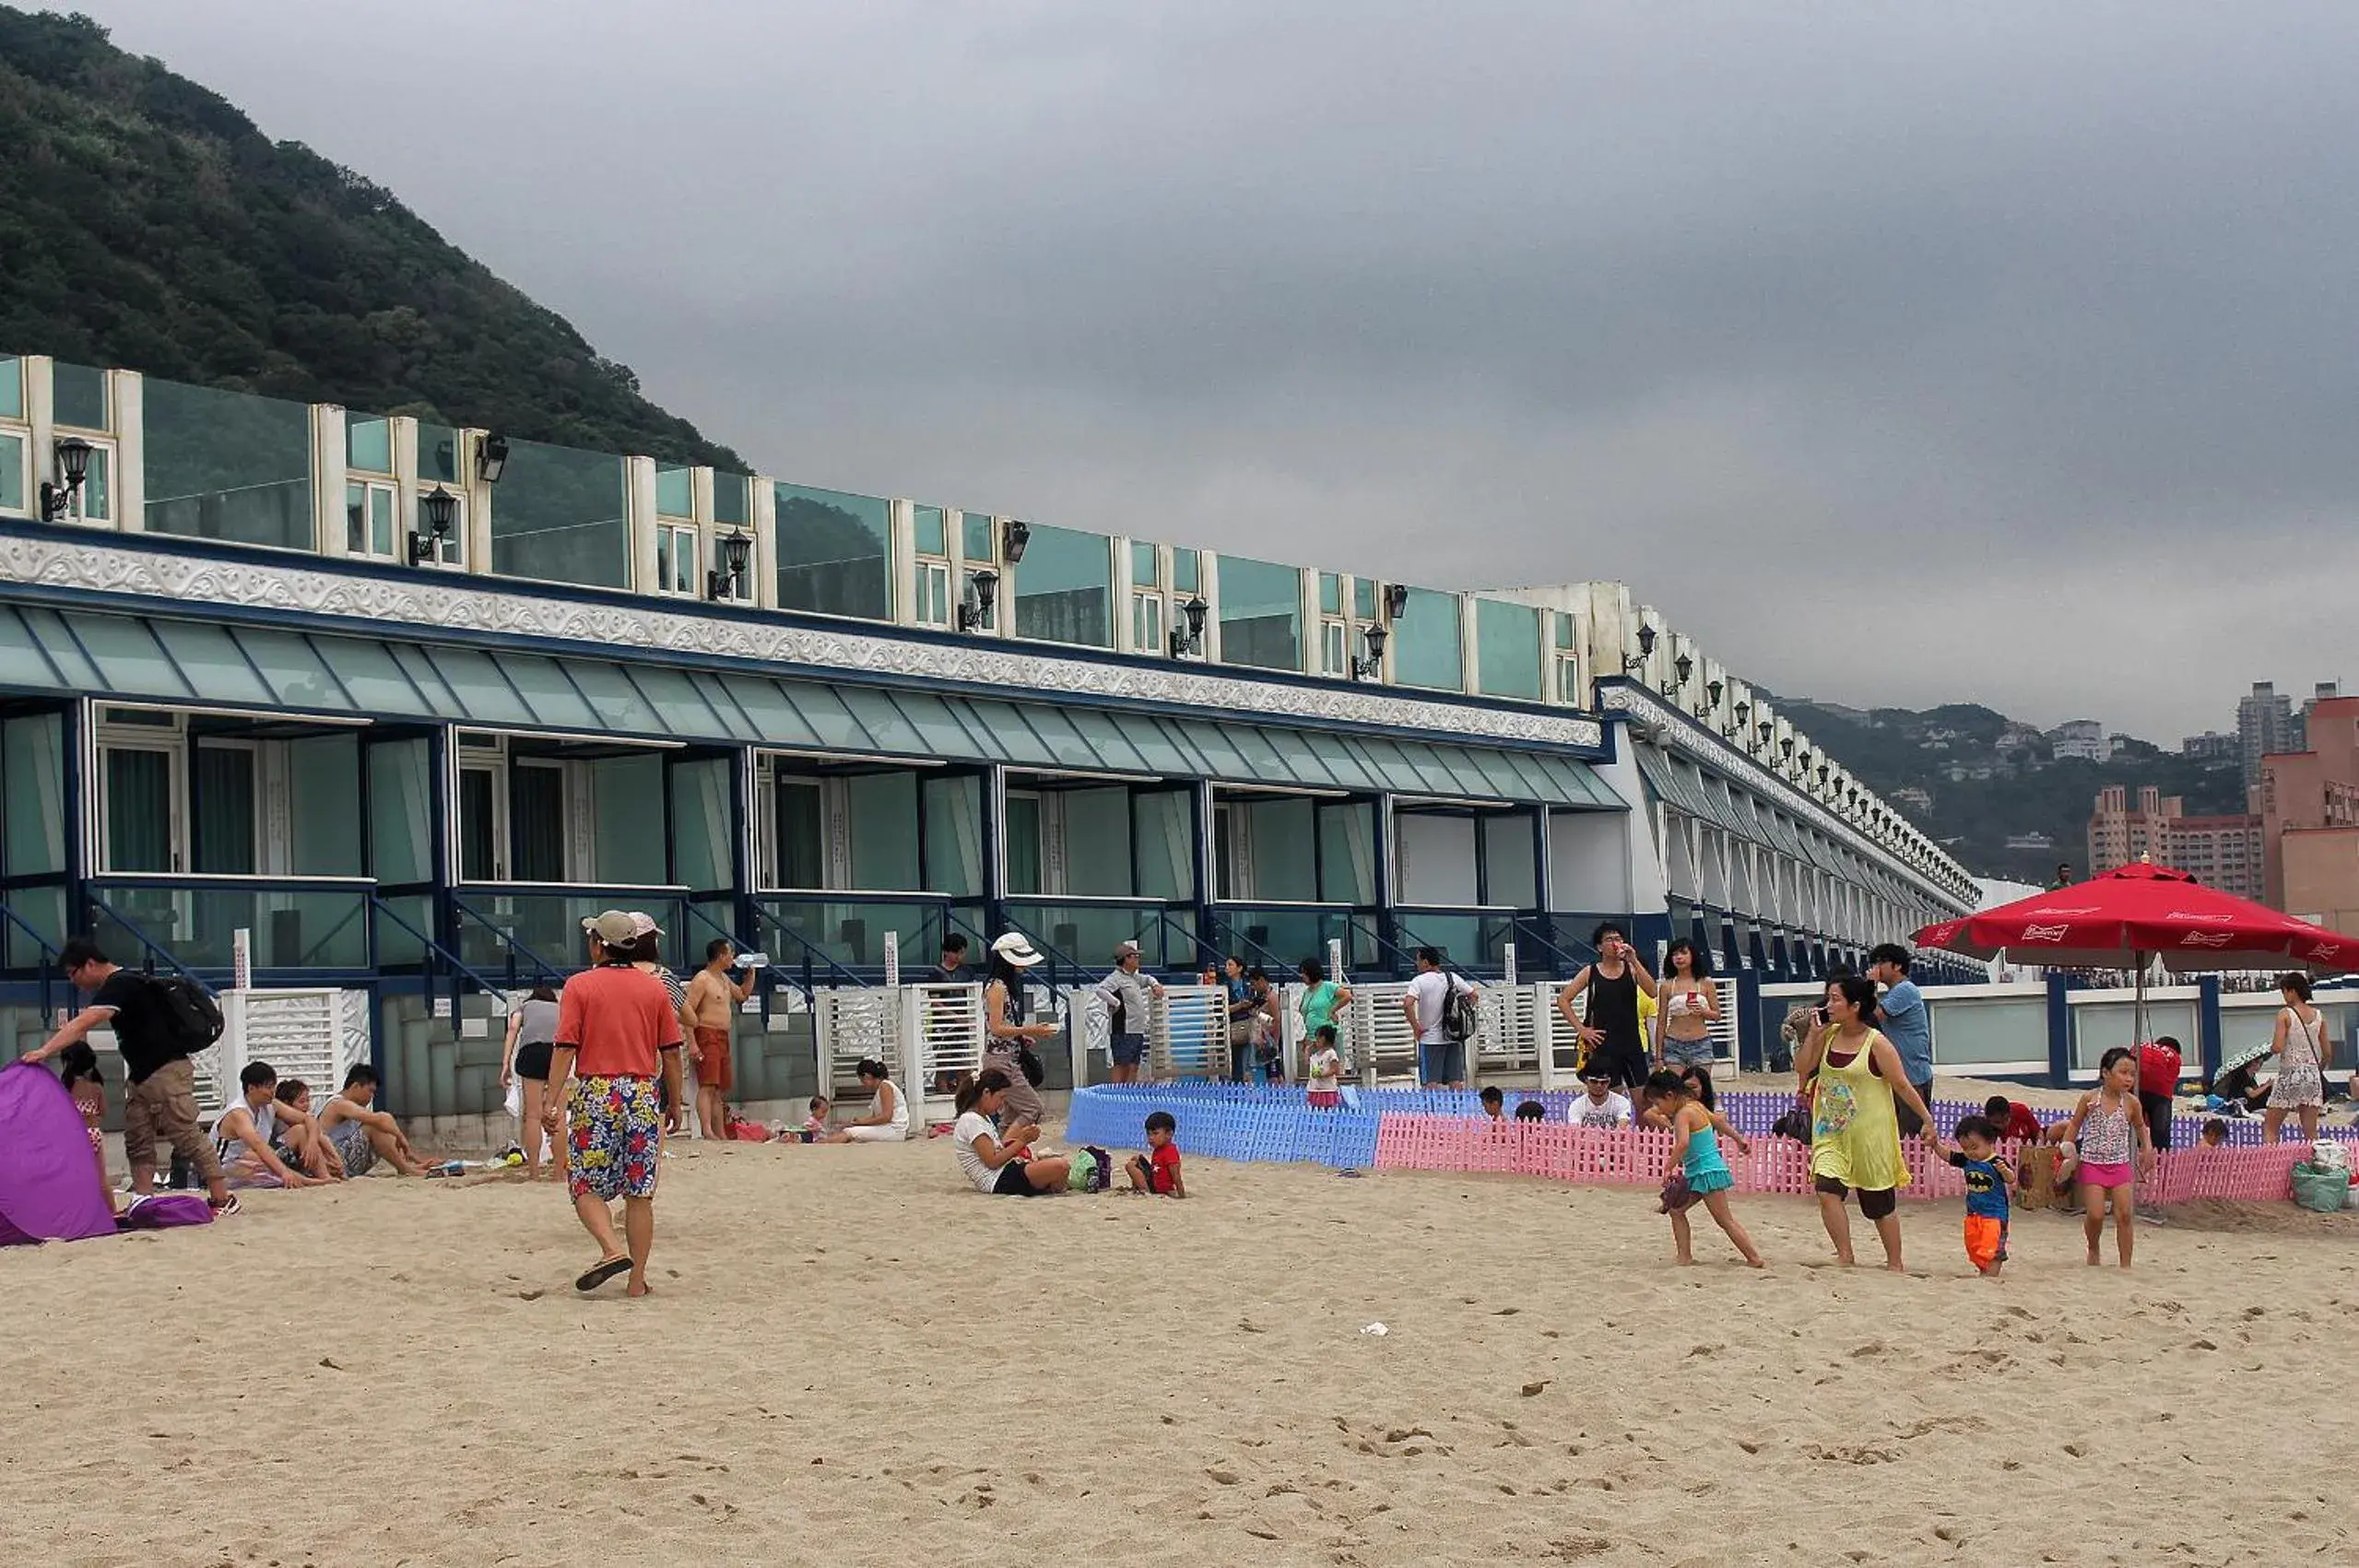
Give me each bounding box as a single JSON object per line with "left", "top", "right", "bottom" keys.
{"left": 1110, "top": 1032, "right": 1146, "bottom": 1067}
{"left": 1661, "top": 1036, "right": 1716, "bottom": 1069}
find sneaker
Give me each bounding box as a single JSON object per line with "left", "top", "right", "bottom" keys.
{"left": 207, "top": 1194, "right": 242, "bottom": 1218}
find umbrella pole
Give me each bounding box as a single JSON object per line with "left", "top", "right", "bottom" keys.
{"left": 2134, "top": 956, "right": 2147, "bottom": 1049}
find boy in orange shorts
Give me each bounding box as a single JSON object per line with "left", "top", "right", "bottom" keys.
{"left": 1934, "top": 1114, "right": 2015, "bottom": 1278}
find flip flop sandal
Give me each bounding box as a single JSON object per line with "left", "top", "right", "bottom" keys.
{"left": 575, "top": 1256, "right": 631, "bottom": 1292}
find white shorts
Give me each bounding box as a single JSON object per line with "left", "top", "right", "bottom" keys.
{"left": 843, "top": 1124, "right": 908, "bottom": 1144}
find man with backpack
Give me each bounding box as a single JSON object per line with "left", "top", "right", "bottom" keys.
{"left": 20, "top": 937, "right": 240, "bottom": 1216}
{"left": 1403, "top": 947, "right": 1480, "bottom": 1090}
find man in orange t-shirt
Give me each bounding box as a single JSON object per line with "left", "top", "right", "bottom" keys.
{"left": 542, "top": 910, "right": 684, "bottom": 1298}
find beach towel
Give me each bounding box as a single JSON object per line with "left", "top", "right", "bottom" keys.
{"left": 0, "top": 1063, "right": 117, "bottom": 1246}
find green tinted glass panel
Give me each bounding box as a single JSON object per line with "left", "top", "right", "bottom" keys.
{"left": 1392, "top": 587, "right": 1465, "bottom": 691}
{"left": 591, "top": 754, "right": 666, "bottom": 883}
{"left": 1554, "top": 611, "right": 1579, "bottom": 650}
{"left": 1172, "top": 548, "right": 1199, "bottom": 595}
{"left": 289, "top": 735, "right": 362, "bottom": 875}
{"left": 144, "top": 379, "right": 314, "bottom": 549}
{"left": 1215, "top": 555, "right": 1303, "bottom": 673}
{"left": 491, "top": 440, "right": 630, "bottom": 589}
{"left": 1130, "top": 541, "right": 1160, "bottom": 587}
{"left": 368, "top": 738, "right": 433, "bottom": 883}
{"left": 914, "top": 505, "right": 947, "bottom": 556}
{"left": 147, "top": 621, "right": 270, "bottom": 706}
{"left": 417, "top": 646, "right": 533, "bottom": 725}
{"left": 0, "top": 430, "right": 21, "bottom": 514}
{"left": 713, "top": 472, "right": 750, "bottom": 527}
{"left": 1353, "top": 577, "right": 1377, "bottom": 620}
{"left": 237, "top": 629, "right": 353, "bottom": 709}
{"left": 655, "top": 466, "right": 693, "bottom": 518}
{"left": 500, "top": 655, "right": 599, "bottom": 729}
{"left": 1319, "top": 572, "right": 1342, "bottom": 615}
{"left": 3, "top": 711, "right": 65, "bottom": 876}
{"left": 1012, "top": 524, "right": 1113, "bottom": 647}
{"left": 65, "top": 613, "right": 186, "bottom": 697}
{"left": 346, "top": 413, "right": 393, "bottom": 474}
{"left": 53, "top": 363, "right": 107, "bottom": 430}
{"left": 775, "top": 482, "right": 892, "bottom": 620}
{"left": 1475, "top": 597, "right": 1543, "bottom": 701}
{"left": 417, "top": 422, "right": 461, "bottom": 485}
{"left": 0, "top": 357, "right": 20, "bottom": 419}
{"left": 961, "top": 511, "right": 995, "bottom": 561}
{"left": 846, "top": 772, "right": 919, "bottom": 889}
{"left": 922, "top": 772, "right": 984, "bottom": 898}
{"left": 563, "top": 662, "right": 661, "bottom": 734}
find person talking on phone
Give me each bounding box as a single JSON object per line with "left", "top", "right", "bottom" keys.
{"left": 1555, "top": 922, "right": 1657, "bottom": 1103}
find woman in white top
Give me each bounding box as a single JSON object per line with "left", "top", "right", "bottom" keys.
{"left": 2265, "top": 970, "right": 2330, "bottom": 1145}
{"left": 1654, "top": 938, "right": 1720, "bottom": 1073}
{"left": 952, "top": 1068, "right": 1070, "bottom": 1196}
{"left": 824, "top": 1059, "right": 913, "bottom": 1143}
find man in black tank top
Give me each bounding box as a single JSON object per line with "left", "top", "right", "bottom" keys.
{"left": 1554, "top": 923, "right": 1657, "bottom": 1093}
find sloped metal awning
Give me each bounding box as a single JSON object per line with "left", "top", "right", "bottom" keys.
{"left": 0, "top": 604, "right": 1622, "bottom": 810}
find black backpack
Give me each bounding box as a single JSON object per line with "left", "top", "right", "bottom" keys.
{"left": 149, "top": 973, "right": 225, "bottom": 1057}
{"left": 1442, "top": 977, "right": 1481, "bottom": 1044}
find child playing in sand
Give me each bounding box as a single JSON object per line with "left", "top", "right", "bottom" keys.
{"left": 1305, "top": 1026, "right": 1343, "bottom": 1108}
{"left": 2064, "top": 1046, "right": 2156, "bottom": 1267}
{"left": 1644, "top": 1069, "right": 1763, "bottom": 1267}
{"left": 1125, "top": 1110, "right": 1185, "bottom": 1197}
{"left": 57, "top": 1043, "right": 116, "bottom": 1217}
{"left": 1480, "top": 1086, "right": 1506, "bottom": 1123}
{"left": 1933, "top": 1114, "right": 2014, "bottom": 1278}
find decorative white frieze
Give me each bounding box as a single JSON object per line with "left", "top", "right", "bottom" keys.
{"left": 0, "top": 532, "right": 1604, "bottom": 751}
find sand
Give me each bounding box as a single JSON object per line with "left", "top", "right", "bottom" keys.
{"left": 9, "top": 1120, "right": 2359, "bottom": 1568}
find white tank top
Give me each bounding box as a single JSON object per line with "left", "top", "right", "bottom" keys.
{"left": 1665, "top": 987, "right": 1709, "bottom": 1020}
{"left": 215, "top": 1098, "right": 279, "bottom": 1167}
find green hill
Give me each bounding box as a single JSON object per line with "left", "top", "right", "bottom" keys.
{"left": 1766, "top": 695, "right": 2247, "bottom": 883}
{"left": 0, "top": 6, "right": 741, "bottom": 468}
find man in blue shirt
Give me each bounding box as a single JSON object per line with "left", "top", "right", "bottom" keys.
{"left": 1869, "top": 942, "right": 1934, "bottom": 1138}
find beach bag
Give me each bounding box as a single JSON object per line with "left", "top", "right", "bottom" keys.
{"left": 1017, "top": 1044, "right": 1045, "bottom": 1087}
{"left": 118, "top": 1192, "right": 214, "bottom": 1230}
{"left": 1772, "top": 1093, "right": 1812, "bottom": 1142}
{"left": 1067, "top": 1146, "right": 1114, "bottom": 1193}
{"left": 150, "top": 974, "right": 224, "bottom": 1058}
{"left": 2292, "top": 1162, "right": 2349, "bottom": 1213}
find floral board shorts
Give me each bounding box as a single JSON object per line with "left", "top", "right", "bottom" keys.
{"left": 567, "top": 1075, "right": 662, "bottom": 1203}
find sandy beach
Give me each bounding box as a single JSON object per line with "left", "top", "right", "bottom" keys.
{"left": 10, "top": 1119, "right": 2359, "bottom": 1568}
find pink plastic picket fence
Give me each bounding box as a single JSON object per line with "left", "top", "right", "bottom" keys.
{"left": 1370, "top": 1114, "right": 2319, "bottom": 1205}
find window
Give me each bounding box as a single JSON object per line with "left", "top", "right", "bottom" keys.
{"left": 961, "top": 569, "right": 998, "bottom": 634}
{"left": 961, "top": 511, "right": 996, "bottom": 563}
{"left": 1130, "top": 541, "right": 1160, "bottom": 588}
{"left": 1392, "top": 586, "right": 1466, "bottom": 691}
{"left": 1173, "top": 548, "right": 1200, "bottom": 595}
{"left": 0, "top": 430, "right": 24, "bottom": 516}
{"left": 914, "top": 504, "right": 948, "bottom": 558}
{"left": 655, "top": 523, "right": 700, "bottom": 596}
{"left": 60, "top": 441, "right": 113, "bottom": 525}
{"left": 775, "top": 482, "right": 893, "bottom": 620}
{"left": 1474, "top": 597, "right": 1543, "bottom": 701}
{"left": 1133, "top": 591, "right": 1164, "bottom": 656}
{"left": 347, "top": 414, "right": 394, "bottom": 476}
{"left": 1318, "top": 573, "right": 1342, "bottom": 616}
{"left": 913, "top": 504, "right": 951, "bottom": 627}
{"left": 1216, "top": 554, "right": 1305, "bottom": 673}
{"left": 1352, "top": 576, "right": 1378, "bottom": 621}
{"left": 1551, "top": 612, "right": 1583, "bottom": 705}
{"left": 915, "top": 561, "right": 952, "bottom": 628}
{"left": 415, "top": 490, "right": 466, "bottom": 568}
{"left": 713, "top": 473, "right": 751, "bottom": 528}
{"left": 346, "top": 479, "right": 398, "bottom": 559}
{"left": 1320, "top": 618, "right": 1350, "bottom": 678}
{"left": 655, "top": 466, "right": 694, "bottom": 521}
{"left": 0, "top": 357, "right": 20, "bottom": 420}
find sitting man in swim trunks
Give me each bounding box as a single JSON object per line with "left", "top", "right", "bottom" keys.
{"left": 686, "top": 938, "right": 755, "bottom": 1139}
{"left": 315, "top": 1063, "right": 434, "bottom": 1177}
{"left": 213, "top": 1061, "right": 329, "bottom": 1188}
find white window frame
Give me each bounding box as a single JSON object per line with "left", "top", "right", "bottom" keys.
{"left": 1553, "top": 650, "right": 1583, "bottom": 706}
{"left": 914, "top": 559, "right": 952, "bottom": 628}
{"left": 456, "top": 756, "right": 508, "bottom": 881}
{"left": 0, "top": 428, "right": 28, "bottom": 519}
{"left": 95, "top": 722, "right": 188, "bottom": 875}
{"left": 346, "top": 477, "right": 400, "bottom": 560}
{"left": 1319, "top": 617, "right": 1351, "bottom": 678}
{"left": 655, "top": 522, "right": 701, "bottom": 598}
{"left": 58, "top": 436, "right": 116, "bottom": 526}
{"left": 1132, "top": 589, "right": 1165, "bottom": 656}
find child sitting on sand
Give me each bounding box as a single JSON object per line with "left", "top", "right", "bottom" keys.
{"left": 1480, "top": 1086, "right": 1506, "bottom": 1123}
{"left": 1933, "top": 1114, "right": 2014, "bottom": 1279}
{"left": 1125, "top": 1110, "right": 1185, "bottom": 1197}
{"left": 1305, "top": 1026, "right": 1343, "bottom": 1108}
{"left": 2200, "top": 1118, "right": 2228, "bottom": 1148}
{"left": 1644, "top": 1069, "right": 1763, "bottom": 1267}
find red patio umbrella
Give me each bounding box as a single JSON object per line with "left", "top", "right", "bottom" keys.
{"left": 1914, "top": 861, "right": 2359, "bottom": 1043}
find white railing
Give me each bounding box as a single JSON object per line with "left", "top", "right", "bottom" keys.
{"left": 1150, "top": 984, "right": 1226, "bottom": 1080}
{"left": 906, "top": 982, "right": 985, "bottom": 1121}
{"left": 1345, "top": 981, "right": 1420, "bottom": 1085}
{"left": 206, "top": 988, "right": 370, "bottom": 1116}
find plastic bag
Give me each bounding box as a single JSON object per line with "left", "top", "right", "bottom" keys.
{"left": 501, "top": 1078, "right": 523, "bottom": 1121}
{"left": 2292, "top": 1162, "right": 2349, "bottom": 1213}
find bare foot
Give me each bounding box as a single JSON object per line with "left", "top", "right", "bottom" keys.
{"left": 2085, "top": 1250, "right": 2102, "bottom": 1266}
{"left": 1884, "top": 1261, "right": 1906, "bottom": 1274}
{"left": 1676, "top": 1255, "right": 1694, "bottom": 1266}
{"left": 627, "top": 1281, "right": 655, "bottom": 1298}
{"left": 1744, "top": 1257, "right": 1766, "bottom": 1269}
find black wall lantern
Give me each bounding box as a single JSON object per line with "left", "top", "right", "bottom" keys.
{"left": 1780, "top": 737, "right": 1795, "bottom": 759}
{"left": 1668, "top": 653, "right": 1693, "bottom": 695}
{"left": 706, "top": 528, "right": 753, "bottom": 600}
{"left": 409, "top": 485, "right": 458, "bottom": 565}
{"left": 1623, "top": 621, "right": 1657, "bottom": 672}
{"left": 1168, "top": 595, "right": 1209, "bottom": 657}
{"left": 1383, "top": 583, "right": 1410, "bottom": 620}
{"left": 40, "top": 436, "right": 93, "bottom": 521}
{"left": 1733, "top": 700, "right": 1751, "bottom": 727}
{"left": 1002, "top": 519, "right": 1032, "bottom": 564}
{"left": 1352, "top": 621, "right": 1388, "bottom": 680}
{"left": 958, "top": 568, "right": 1001, "bottom": 632}
{"left": 477, "top": 433, "right": 510, "bottom": 485}
{"left": 1707, "top": 679, "right": 1725, "bottom": 708}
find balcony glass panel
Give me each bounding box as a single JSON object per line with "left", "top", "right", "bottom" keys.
{"left": 1216, "top": 555, "right": 1303, "bottom": 673}
{"left": 417, "top": 422, "right": 462, "bottom": 486}
{"left": 346, "top": 413, "right": 393, "bottom": 475}
{"left": 53, "top": 362, "right": 108, "bottom": 430}
{"left": 914, "top": 504, "right": 947, "bottom": 557}
{"left": 775, "top": 482, "right": 892, "bottom": 620}
{"left": 1392, "top": 587, "right": 1465, "bottom": 691}
{"left": 490, "top": 440, "right": 631, "bottom": 589}
{"left": 0, "top": 356, "right": 20, "bottom": 419}
{"left": 367, "top": 738, "right": 433, "bottom": 884}
{"left": 961, "top": 511, "right": 995, "bottom": 561}
{"left": 90, "top": 882, "right": 372, "bottom": 971}
{"left": 289, "top": 735, "right": 363, "bottom": 876}
{"left": 1012, "top": 524, "right": 1114, "bottom": 647}
{"left": 655, "top": 465, "right": 693, "bottom": 518}
{"left": 1475, "top": 597, "right": 1544, "bottom": 701}
{"left": 3, "top": 711, "right": 65, "bottom": 877}
{"left": 922, "top": 773, "right": 984, "bottom": 899}
{"left": 143, "top": 379, "right": 313, "bottom": 550}
{"left": 592, "top": 753, "right": 667, "bottom": 884}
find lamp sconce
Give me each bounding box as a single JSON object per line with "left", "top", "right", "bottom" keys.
{"left": 1002, "top": 518, "right": 1032, "bottom": 564}
{"left": 1382, "top": 583, "right": 1410, "bottom": 621}
{"left": 1167, "top": 595, "right": 1209, "bottom": 657}
{"left": 957, "top": 568, "right": 1000, "bottom": 633}
{"left": 705, "top": 528, "right": 753, "bottom": 601}
{"left": 39, "top": 436, "right": 93, "bottom": 522}
{"left": 1708, "top": 679, "right": 1725, "bottom": 708}
{"left": 408, "top": 485, "right": 458, "bottom": 566}
{"left": 477, "top": 433, "right": 510, "bottom": 486}
{"left": 1351, "top": 621, "right": 1389, "bottom": 681}
{"left": 1622, "top": 621, "right": 1657, "bottom": 673}
{"left": 1663, "top": 651, "right": 1693, "bottom": 696}
{"left": 1779, "top": 737, "right": 1795, "bottom": 760}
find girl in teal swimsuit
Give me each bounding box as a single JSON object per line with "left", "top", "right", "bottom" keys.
{"left": 1645, "top": 1069, "right": 1765, "bottom": 1267}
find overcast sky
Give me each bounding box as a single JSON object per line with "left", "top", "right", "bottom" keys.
{"left": 65, "top": 1, "right": 2359, "bottom": 739}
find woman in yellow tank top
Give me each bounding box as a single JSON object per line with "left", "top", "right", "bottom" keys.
{"left": 1792, "top": 974, "right": 1939, "bottom": 1272}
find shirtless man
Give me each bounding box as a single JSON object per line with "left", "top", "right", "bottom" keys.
{"left": 685, "top": 938, "right": 755, "bottom": 1139}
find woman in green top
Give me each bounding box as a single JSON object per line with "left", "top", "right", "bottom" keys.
{"left": 1296, "top": 959, "right": 1354, "bottom": 1076}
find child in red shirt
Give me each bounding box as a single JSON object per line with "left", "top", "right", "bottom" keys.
{"left": 1125, "top": 1110, "right": 1185, "bottom": 1197}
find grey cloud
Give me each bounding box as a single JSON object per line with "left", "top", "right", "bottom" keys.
{"left": 69, "top": 0, "right": 2359, "bottom": 736}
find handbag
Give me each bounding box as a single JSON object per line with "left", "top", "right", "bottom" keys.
{"left": 1017, "top": 1044, "right": 1046, "bottom": 1087}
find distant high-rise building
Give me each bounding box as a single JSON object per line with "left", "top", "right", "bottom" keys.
{"left": 2239, "top": 681, "right": 2295, "bottom": 786}
{"left": 2181, "top": 730, "right": 2238, "bottom": 764}
{"left": 2297, "top": 681, "right": 2341, "bottom": 755}
{"left": 2088, "top": 784, "right": 2263, "bottom": 900}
